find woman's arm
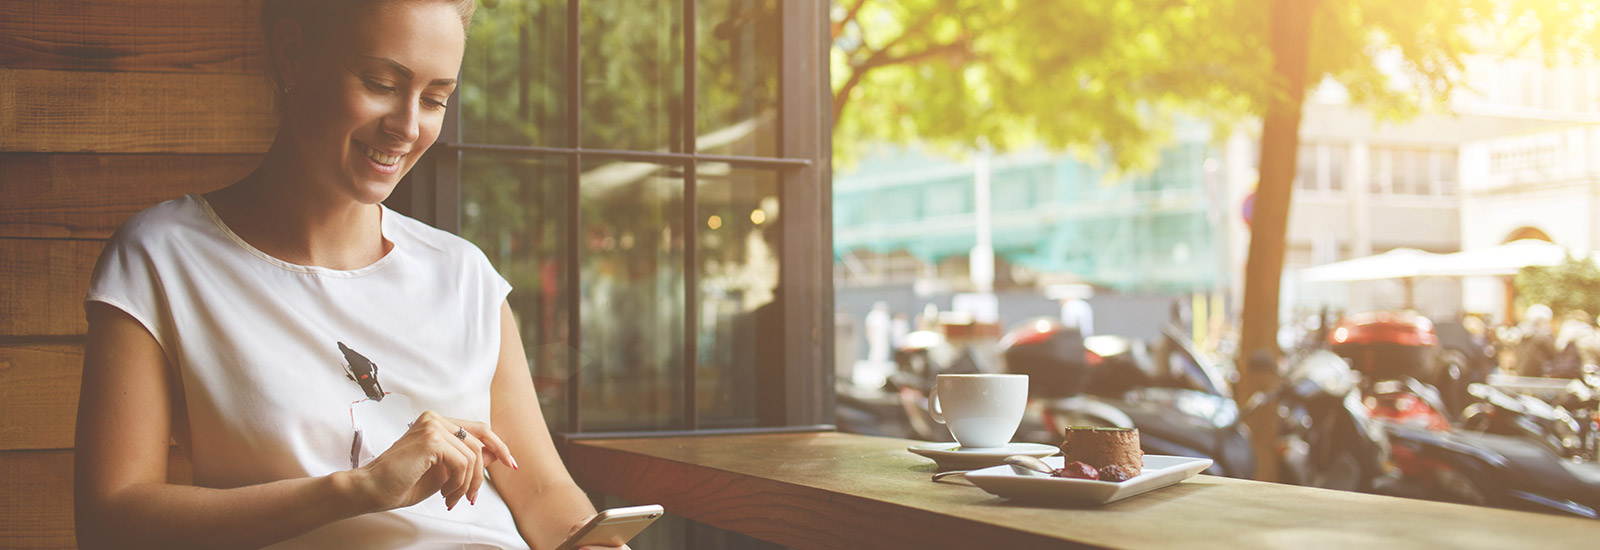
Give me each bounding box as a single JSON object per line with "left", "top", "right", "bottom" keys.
{"left": 74, "top": 303, "right": 373, "bottom": 549}
{"left": 487, "top": 302, "right": 605, "bottom": 549}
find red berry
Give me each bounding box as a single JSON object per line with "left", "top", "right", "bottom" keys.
{"left": 1053, "top": 461, "right": 1100, "bottom": 480}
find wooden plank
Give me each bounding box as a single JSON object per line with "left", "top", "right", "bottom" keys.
{"left": 0, "top": 153, "right": 258, "bottom": 239}
{"left": 0, "top": 448, "right": 192, "bottom": 550}
{"left": 0, "top": 239, "right": 104, "bottom": 338}
{"left": 0, "top": 450, "right": 76, "bottom": 549}
{"left": 0, "top": 0, "right": 266, "bottom": 74}
{"left": 569, "top": 432, "right": 1600, "bottom": 550}
{"left": 0, "top": 68, "right": 277, "bottom": 154}
{"left": 0, "top": 345, "right": 83, "bottom": 450}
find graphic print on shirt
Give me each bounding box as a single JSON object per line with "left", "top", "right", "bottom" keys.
{"left": 339, "top": 342, "right": 418, "bottom": 469}
{"left": 339, "top": 341, "right": 385, "bottom": 401}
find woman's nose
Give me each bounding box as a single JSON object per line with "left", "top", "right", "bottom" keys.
{"left": 380, "top": 99, "right": 421, "bottom": 143}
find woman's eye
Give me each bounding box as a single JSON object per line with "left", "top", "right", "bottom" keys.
{"left": 423, "top": 97, "right": 448, "bottom": 110}
{"left": 363, "top": 79, "right": 397, "bottom": 93}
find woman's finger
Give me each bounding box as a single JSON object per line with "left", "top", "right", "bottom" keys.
{"left": 433, "top": 428, "right": 475, "bottom": 509}
{"left": 451, "top": 418, "right": 519, "bottom": 471}
{"left": 465, "top": 431, "right": 486, "bottom": 506}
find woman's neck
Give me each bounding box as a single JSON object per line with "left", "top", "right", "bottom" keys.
{"left": 206, "top": 143, "right": 391, "bottom": 270}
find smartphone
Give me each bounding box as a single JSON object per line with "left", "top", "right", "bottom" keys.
{"left": 554, "top": 504, "right": 665, "bottom": 550}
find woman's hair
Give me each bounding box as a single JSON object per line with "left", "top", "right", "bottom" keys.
{"left": 261, "top": 0, "right": 476, "bottom": 40}
{"left": 261, "top": 0, "right": 476, "bottom": 100}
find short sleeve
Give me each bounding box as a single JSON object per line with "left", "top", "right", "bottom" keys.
{"left": 85, "top": 214, "right": 174, "bottom": 359}
{"left": 475, "top": 246, "right": 512, "bottom": 307}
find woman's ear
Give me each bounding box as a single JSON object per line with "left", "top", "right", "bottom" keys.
{"left": 270, "top": 17, "right": 306, "bottom": 91}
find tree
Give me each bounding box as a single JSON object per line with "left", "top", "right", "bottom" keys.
{"left": 832, "top": 0, "right": 1598, "bottom": 480}
{"left": 830, "top": 0, "right": 1270, "bottom": 169}
{"left": 1516, "top": 257, "right": 1600, "bottom": 320}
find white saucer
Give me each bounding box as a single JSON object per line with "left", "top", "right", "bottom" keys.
{"left": 907, "top": 442, "right": 1060, "bottom": 470}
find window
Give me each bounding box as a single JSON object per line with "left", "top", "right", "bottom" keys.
{"left": 399, "top": 1, "right": 832, "bottom": 436}
{"left": 1369, "top": 147, "right": 1390, "bottom": 194}
{"left": 1296, "top": 143, "right": 1318, "bottom": 191}
{"left": 1392, "top": 149, "right": 1425, "bottom": 195}
{"left": 1436, "top": 151, "right": 1459, "bottom": 195}
{"left": 1327, "top": 144, "right": 1347, "bottom": 191}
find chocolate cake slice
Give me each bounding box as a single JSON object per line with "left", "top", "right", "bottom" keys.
{"left": 1060, "top": 427, "right": 1142, "bottom": 478}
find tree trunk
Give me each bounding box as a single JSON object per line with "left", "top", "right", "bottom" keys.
{"left": 1237, "top": 0, "right": 1319, "bottom": 483}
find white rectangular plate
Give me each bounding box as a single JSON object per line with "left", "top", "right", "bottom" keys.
{"left": 964, "top": 455, "right": 1212, "bottom": 504}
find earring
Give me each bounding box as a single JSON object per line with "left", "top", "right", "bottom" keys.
{"left": 282, "top": 84, "right": 294, "bottom": 95}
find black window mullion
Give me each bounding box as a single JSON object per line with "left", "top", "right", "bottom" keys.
{"left": 565, "top": 0, "right": 583, "bottom": 434}
{"left": 437, "top": 142, "right": 810, "bottom": 169}
{"left": 681, "top": 0, "right": 699, "bottom": 431}
{"left": 436, "top": 84, "right": 462, "bottom": 234}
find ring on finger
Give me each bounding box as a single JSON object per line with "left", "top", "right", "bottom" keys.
{"left": 455, "top": 427, "right": 468, "bottom": 441}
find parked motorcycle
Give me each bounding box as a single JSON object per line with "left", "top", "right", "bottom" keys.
{"left": 1268, "top": 350, "right": 1390, "bottom": 492}
{"left": 835, "top": 330, "right": 976, "bottom": 442}
{"left": 1461, "top": 370, "right": 1600, "bottom": 462}
{"left": 1330, "top": 312, "right": 1600, "bottom": 518}
{"left": 1003, "top": 320, "right": 1256, "bottom": 478}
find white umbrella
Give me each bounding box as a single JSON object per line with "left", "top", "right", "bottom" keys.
{"left": 1298, "top": 248, "right": 1442, "bottom": 309}
{"left": 1298, "top": 248, "right": 1439, "bottom": 282}
{"left": 1423, "top": 239, "right": 1596, "bottom": 277}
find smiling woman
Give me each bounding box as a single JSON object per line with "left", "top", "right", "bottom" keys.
{"left": 70, "top": 1, "right": 626, "bottom": 549}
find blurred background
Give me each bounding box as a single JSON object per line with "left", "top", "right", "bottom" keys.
{"left": 828, "top": 0, "right": 1600, "bottom": 519}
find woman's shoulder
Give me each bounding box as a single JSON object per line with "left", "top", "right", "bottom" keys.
{"left": 384, "top": 207, "right": 494, "bottom": 266}
{"left": 107, "top": 194, "right": 210, "bottom": 251}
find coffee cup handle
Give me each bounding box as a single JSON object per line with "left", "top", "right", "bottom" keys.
{"left": 928, "top": 386, "right": 946, "bottom": 425}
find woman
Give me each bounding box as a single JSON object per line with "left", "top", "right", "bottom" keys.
{"left": 72, "top": 1, "right": 623, "bottom": 548}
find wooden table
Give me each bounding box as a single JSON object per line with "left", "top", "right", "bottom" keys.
{"left": 567, "top": 431, "right": 1600, "bottom": 550}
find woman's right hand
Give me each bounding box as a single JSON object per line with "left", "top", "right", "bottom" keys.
{"left": 349, "top": 410, "right": 520, "bottom": 513}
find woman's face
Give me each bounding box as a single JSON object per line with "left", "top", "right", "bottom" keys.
{"left": 282, "top": 2, "right": 465, "bottom": 205}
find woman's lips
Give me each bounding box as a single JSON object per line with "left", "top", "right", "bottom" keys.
{"left": 355, "top": 140, "right": 405, "bottom": 175}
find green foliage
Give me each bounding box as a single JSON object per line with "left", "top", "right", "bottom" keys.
{"left": 1516, "top": 256, "right": 1600, "bottom": 320}
{"left": 830, "top": 0, "right": 1600, "bottom": 168}
{"left": 832, "top": 0, "right": 1268, "bottom": 170}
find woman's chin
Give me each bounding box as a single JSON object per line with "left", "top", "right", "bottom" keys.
{"left": 345, "top": 178, "right": 403, "bottom": 206}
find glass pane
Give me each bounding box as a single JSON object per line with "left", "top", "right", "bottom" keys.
{"left": 1438, "top": 151, "right": 1459, "bottom": 195}
{"left": 579, "top": 161, "right": 686, "bottom": 430}
{"left": 696, "top": 166, "right": 780, "bottom": 428}
{"left": 1327, "top": 144, "right": 1346, "bottom": 191}
{"left": 460, "top": 153, "right": 570, "bottom": 432}
{"left": 1370, "top": 148, "right": 1388, "bottom": 193}
{"left": 461, "top": 0, "right": 568, "bottom": 147}
{"left": 1397, "top": 149, "right": 1425, "bottom": 194}
{"left": 1296, "top": 143, "right": 1317, "bottom": 190}
{"left": 581, "top": 1, "right": 685, "bottom": 152}
{"left": 696, "top": 0, "right": 780, "bottom": 157}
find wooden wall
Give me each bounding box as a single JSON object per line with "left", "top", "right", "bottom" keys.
{"left": 1, "top": 1, "right": 275, "bottom": 547}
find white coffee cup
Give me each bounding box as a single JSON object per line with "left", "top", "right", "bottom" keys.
{"left": 928, "top": 374, "right": 1028, "bottom": 450}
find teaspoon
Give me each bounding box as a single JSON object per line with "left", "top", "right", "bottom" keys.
{"left": 929, "top": 455, "right": 1056, "bottom": 482}
{"left": 1003, "top": 454, "right": 1056, "bottom": 476}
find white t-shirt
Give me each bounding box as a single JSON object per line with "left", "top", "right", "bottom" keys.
{"left": 86, "top": 194, "right": 528, "bottom": 549}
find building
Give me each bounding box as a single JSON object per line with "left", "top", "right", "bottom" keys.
{"left": 1273, "top": 49, "right": 1600, "bottom": 323}
{"left": 834, "top": 121, "right": 1226, "bottom": 296}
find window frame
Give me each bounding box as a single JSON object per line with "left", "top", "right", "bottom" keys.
{"left": 391, "top": 0, "right": 833, "bottom": 434}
